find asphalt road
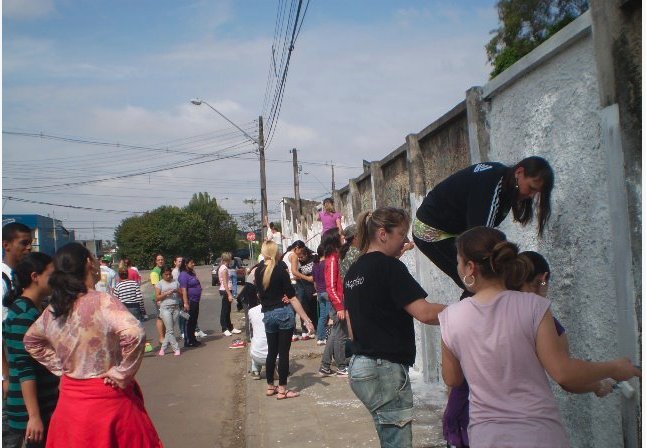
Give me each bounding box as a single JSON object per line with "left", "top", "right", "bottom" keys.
{"left": 136, "top": 265, "right": 247, "bottom": 448}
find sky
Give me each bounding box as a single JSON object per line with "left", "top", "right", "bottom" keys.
{"left": 2, "top": 0, "right": 499, "bottom": 241}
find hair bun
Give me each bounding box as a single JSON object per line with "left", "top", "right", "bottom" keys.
{"left": 491, "top": 241, "right": 532, "bottom": 290}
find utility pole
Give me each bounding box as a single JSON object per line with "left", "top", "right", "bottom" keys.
{"left": 291, "top": 148, "right": 301, "bottom": 217}
{"left": 52, "top": 211, "right": 57, "bottom": 252}
{"left": 258, "top": 116, "right": 268, "bottom": 239}
{"left": 331, "top": 162, "right": 335, "bottom": 193}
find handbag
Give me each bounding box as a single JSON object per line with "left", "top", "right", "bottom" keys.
{"left": 178, "top": 310, "right": 190, "bottom": 320}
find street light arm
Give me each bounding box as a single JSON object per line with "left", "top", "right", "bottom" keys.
{"left": 191, "top": 98, "right": 259, "bottom": 145}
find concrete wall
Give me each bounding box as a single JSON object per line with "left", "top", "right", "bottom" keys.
{"left": 280, "top": 8, "right": 640, "bottom": 447}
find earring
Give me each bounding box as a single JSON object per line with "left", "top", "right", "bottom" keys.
{"left": 514, "top": 177, "right": 519, "bottom": 189}
{"left": 540, "top": 281, "right": 547, "bottom": 286}
{"left": 462, "top": 274, "right": 476, "bottom": 288}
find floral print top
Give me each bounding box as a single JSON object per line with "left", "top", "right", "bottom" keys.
{"left": 23, "top": 290, "right": 145, "bottom": 387}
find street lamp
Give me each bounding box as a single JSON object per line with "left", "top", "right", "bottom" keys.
{"left": 190, "top": 98, "right": 268, "bottom": 239}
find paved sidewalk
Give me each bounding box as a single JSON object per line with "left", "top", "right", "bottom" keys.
{"left": 244, "top": 337, "right": 447, "bottom": 448}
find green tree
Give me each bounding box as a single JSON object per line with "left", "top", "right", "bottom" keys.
{"left": 114, "top": 206, "right": 208, "bottom": 268}
{"left": 185, "top": 192, "right": 238, "bottom": 262}
{"left": 486, "top": 0, "right": 588, "bottom": 78}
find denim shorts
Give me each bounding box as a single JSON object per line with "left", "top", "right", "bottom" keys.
{"left": 349, "top": 355, "right": 414, "bottom": 447}
{"left": 262, "top": 305, "right": 295, "bottom": 333}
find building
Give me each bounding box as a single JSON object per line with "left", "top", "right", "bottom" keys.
{"left": 2, "top": 214, "right": 75, "bottom": 256}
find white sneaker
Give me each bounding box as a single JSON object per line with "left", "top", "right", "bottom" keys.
{"left": 195, "top": 330, "right": 207, "bottom": 338}
{"left": 223, "top": 330, "right": 233, "bottom": 337}
{"left": 231, "top": 328, "right": 242, "bottom": 334}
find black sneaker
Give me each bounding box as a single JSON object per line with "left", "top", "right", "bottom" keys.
{"left": 318, "top": 366, "right": 333, "bottom": 376}
{"left": 335, "top": 368, "right": 349, "bottom": 377}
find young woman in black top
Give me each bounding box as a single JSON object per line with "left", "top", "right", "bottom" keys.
{"left": 344, "top": 207, "right": 445, "bottom": 447}
{"left": 413, "top": 156, "right": 554, "bottom": 298}
{"left": 255, "top": 241, "right": 314, "bottom": 399}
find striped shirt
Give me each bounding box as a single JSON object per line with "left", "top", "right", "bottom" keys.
{"left": 114, "top": 280, "right": 146, "bottom": 316}
{"left": 3, "top": 297, "right": 59, "bottom": 430}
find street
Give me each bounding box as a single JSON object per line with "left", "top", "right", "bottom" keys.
{"left": 137, "top": 265, "right": 248, "bottom": 448}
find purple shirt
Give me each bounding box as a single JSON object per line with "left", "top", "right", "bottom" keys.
{"left": 311, "top": 261, "right": 327, "bottom": 294}
{"left": 439, "top": 291, "right": 569, "bottom": 447}
{"left": 319, "top": 211, "right": 341, "bottom": 233}
{"left": 178, "top": 270, "right": 202, "bottom": 303}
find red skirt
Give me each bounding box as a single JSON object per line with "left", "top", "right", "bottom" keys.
{"left": 46, "top": 375, "right": 163, "bottom": 448}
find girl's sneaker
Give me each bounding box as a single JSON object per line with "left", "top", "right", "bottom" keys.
{"left": 158, "top": 349, "right": 165, "bottom": 356}
{"left": 318, "top": 366, "right": 333, "bottom": 376}
{"left": 174, "top": 350, "right": 181, "bottom": 356}
{"left": 291, "top": 335, "right": 300, "bottom": 342}
{"left": 316, "top": 339, "right": 326, "bottom": 346}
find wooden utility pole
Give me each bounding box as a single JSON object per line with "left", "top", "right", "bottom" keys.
{"left": 258, "top": 116, "right": 268, "bottom": 239}
{"left": 331, "top": 162, "right": 335, "bottom": 192}
{"left": 291, "top": 148, "right": 301, "bottom": 217}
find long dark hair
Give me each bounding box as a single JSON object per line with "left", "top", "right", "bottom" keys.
{"left": 340, "top": 235, "right": 354, "bottom": 261}
{"left": 13, "top": 252, "right": 53, "bottom": 302}
{"left": 520, "top": 250, "right": 551, "bottom": 281}
{"left": 321, "top": 228, "right": 342, "bottom": 257}
{"left": 49, "top": 243, "right": 92, "bottom": 319}
{"left": 507, "top": 156, "right": 554, "bottom": 237}
{"left": 456, "top": 227, "right": 533, "bottom": 291}
{"left": 179, "top": 257, "right": 195, "bottom": 273}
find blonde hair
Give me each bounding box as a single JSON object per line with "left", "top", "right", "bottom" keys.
{"left": 261, "top": 241, "right": 279, "bottom": 289}
{"left": 221, "top": 252, "right": 232, "bottom": 263}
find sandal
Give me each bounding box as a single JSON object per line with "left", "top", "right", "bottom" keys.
{"left": 266, "top": 385, "right": 278, "bottom": 396}
{"left": 276, "top": 388, "right": 300, "bottom": 400}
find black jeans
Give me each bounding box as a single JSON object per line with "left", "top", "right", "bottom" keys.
{"left": 220, "top": 291, "right": 233, "bottom": 332}
{"left": 186, "top": 301, "right": 200, "bottom": 345}
{"left": 265, "top": 329, "right": 293, "bottom": 386}
{"left": 413, "top": 236, "right": 473, "bottom": 301}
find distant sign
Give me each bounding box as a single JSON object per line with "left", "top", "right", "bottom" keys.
{"left": 246, "top": 232, "right": 256, "bottom": 241}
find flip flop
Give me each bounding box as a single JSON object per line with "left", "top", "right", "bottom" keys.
{"left": 276, "top": 389, "right": 300, "bottom": 400}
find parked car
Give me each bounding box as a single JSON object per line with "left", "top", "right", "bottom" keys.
{"left": 233, "top": 248, "right": 250, "bottom": 260}
{"left": 211, "top": 257, "right": 246, "bottom": 286}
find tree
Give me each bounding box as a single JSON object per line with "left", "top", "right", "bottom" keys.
{"left": 185, "top": 192, "right": 238, "bottom": 262}
{"left": 114, "top": 206, "right": 208, "bottom": 268}
{"left": 486, "top": 0, "right": 589, "bottom": 78}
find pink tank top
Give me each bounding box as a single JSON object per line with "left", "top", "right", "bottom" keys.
{"left": 439, "top": 290, "right": 569, "bottom": 448}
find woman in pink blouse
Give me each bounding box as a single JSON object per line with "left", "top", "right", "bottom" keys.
{"left": 24, "top": 243, "right": 162, "bottom": 448}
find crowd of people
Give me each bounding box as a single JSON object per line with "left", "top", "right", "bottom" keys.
{"left": 0, "top": 157, "right": 641, "bottom": 448}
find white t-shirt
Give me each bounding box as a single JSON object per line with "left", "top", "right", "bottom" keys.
{"left": 218, "top": 264, "right": 232, "bottom": 291}
{"left": 283, "top": 251, "right": 295, "bottom": 282}
{"left": 2, "top": 262, "right": 13, "bottom": 321}
{"left": 171, "top": 267, "right": 180, "bottom": 282}
{"left": 248, "top": 305, "right": 268, "bottom": 359}
{"left": 95, "top": 265, "right": 117, "bottom": 294}
{"left": 266, "top": 230, "right": 282, "bottom": 245}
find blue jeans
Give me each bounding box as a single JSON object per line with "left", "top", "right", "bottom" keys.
{"left": 262, "top": 305, "right": 295, "bottom": 333}
{"left": 349, "top": 355, "right": 414, "bottom": 448}
{"left": 230, "top": 271, "right": 238, "bottom": 297}
{"left": 316, "top": 292, "right": 331, "bottom": 341}
{"left": 159, "top": 303, "right": 180, "bottom": 352}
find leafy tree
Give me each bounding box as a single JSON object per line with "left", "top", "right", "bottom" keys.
{"left": 185, "top": 192, "right": 238, "bottom": 262}
{"left": 115, "top": 206, "right": 208, "bottom": 268}
{"left": 486, "top": 0, "right": 588, "bottom": 78}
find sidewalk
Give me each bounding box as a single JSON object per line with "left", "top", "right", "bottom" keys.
{"left": 244, "top": 336, "right": 447, "bottom": 448}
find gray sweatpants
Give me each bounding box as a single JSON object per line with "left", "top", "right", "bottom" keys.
{"left": 321, "top": 308, "right": 348, "bottom": 370}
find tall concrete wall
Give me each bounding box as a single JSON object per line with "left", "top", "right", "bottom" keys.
{"left": 280, "top": 8, "right": 640, "bottom": 447}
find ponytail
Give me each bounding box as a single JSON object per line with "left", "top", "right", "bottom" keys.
{"left": 456, "top": 227, "right": 533, "bottom": 290}
{"left": 260, "top": 241, "right": 279, "bottom": 290}
{"left": 356, "top": 207, "right": 410, "bottom": 254}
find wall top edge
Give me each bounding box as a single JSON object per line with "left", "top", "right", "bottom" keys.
{"left": 380, "top": 142, "right": 408, "bottom": 167}
{"left": 482, "top": 10, "right": 592, "bottom": 99}
{"left": 417, "top": 101, "right": 467, "bottom": 142}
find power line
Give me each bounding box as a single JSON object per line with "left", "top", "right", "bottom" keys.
{"left": 3, "top": 196, "right": 142, "bottom": 214}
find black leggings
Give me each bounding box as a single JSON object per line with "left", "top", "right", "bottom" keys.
{"left": 413, "top": 235, "right": 473, "bottom": 300}
{"left": 265, "top": 329, "right": 293, "bottom": 386}
{"left": 186, "top": 301, "right": 200, "bottom": 345}
{"left": 220, "top": 291, "right": 233, "bottom": 332}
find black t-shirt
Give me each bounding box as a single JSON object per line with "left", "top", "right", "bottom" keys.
{"left": 344, "top": 251, "right": 427, "bottom": 366}
{"left": 255, "top": 260, "right": 295, "bottom": 312}
{"left": 415, "top": 162, "right": 513, "bottom": 235}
